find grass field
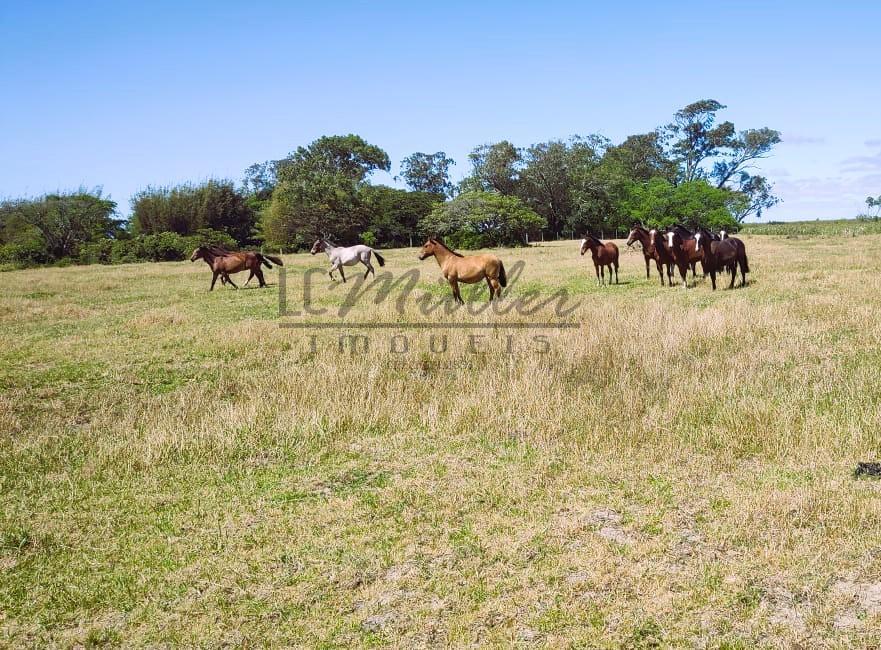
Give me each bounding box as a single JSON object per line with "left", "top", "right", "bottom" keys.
{"left": 2, "top": 236, "right": 881, "bottom": 648}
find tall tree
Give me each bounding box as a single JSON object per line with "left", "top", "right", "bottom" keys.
{"left": 664, "top": 100, "right": 735, "bottom": 183}
{"left": 131, "top": 180, "right": 256, "bottom": 244}
{"left": 466, "top": 141, "right": 521, "bottom": 195}
{"left": 1, "top": 190, "right": 119, "bottom": 260}
{"left": 517, "top": 135, "right": 608, "bottom": 235}
{"left": 263, "top": 135, "right": 390, "bottom": 247}
{"left": 399, "top": 152, "right": 455, "bottom": 196}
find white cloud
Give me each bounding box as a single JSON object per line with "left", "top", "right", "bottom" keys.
{"left": 841, "top": 150, "right": 881, "bottom": 173}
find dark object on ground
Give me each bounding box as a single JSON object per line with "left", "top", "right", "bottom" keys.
{"left": 854, "top": 462, "right": 881, "bottom": 478}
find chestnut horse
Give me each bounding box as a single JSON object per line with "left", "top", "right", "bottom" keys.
{"left": 627, "top": 226, "right": 674, "bottom": 286}
{"left": 417, "top": 238, "right": 506, "bottom": 304}
{"left": 580, "top": 234, "right": 619, "bottom": 285}
{"left": 694, "top": 227, "right": 749, "bottom": 289}
{"left": 190, "top": 246, "right": 284, "bottom": 291}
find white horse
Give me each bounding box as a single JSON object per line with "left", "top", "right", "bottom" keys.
{"left": 309, "top": 238, "right": 385, "bottom": 282}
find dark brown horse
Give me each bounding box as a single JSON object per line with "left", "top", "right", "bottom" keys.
{"left": 580, "top": 234, "right": 619, "bottom": 285}
{"left": 628, "top": 226, "right": 674, "bottom": 286}
{"left": 668, "top": 224, "right": 701, "bottom": 278}
{"left": 418, "top": 238, "right": 506, "bottom": 303}
{"left": 190, "top": 246, "right": 284, "bottom": 291}
{"left": 626, "top": 226, "right": 655, "bottom": 280}
{"left": 694, "top": 227, "right": 749, "bottom": 289}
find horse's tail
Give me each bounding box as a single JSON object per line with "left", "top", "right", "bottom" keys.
{"left": 498, "top": 260, "right": 507, "bottom": 287}
{"left": 259, "top": 253, "right": 284, "bottom": 268}
{"left": 742, "top": 251, "right": 750, "bottom": 274}
{"left": 373, "top": 250, "right": 385, "bottom": 267}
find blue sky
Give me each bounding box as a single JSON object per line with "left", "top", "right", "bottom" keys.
{"left": 2, "top": 1, "right": 880, "bottom": 221}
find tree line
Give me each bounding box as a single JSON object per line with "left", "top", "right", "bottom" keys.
{"left": 0, "top": 100, "right": 781, "bottom": 267}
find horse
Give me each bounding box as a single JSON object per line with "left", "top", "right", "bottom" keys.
{"left": 417, "top": 237, "right": 506, "bottom": 304}
{"left": 190, "top": 246, "right": 283, "bottom": 291}
{"left": 628, "top": 226, "right": 674, "bottom": 286}
{"left": 661, "top": 229, "right": 694, "bottom": 289}
{"left": 694, "top": 227, "right": 749, "bottom": 289}
{"left": 626, "top": 226, "right": 655, "bottom": 280}
{"left": 310, "top": 238, "right": 385, "bottom": 282}
{"left": 668, "top": 224, "right": 701, "bottom": 278}
{"left": 580, "top": 234, "right": 619, "bottom": 285}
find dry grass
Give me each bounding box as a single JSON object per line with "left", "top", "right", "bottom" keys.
{"left": 2, "top": 236, "right": 881, "bottom": 648}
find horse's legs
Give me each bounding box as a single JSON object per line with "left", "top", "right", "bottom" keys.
{"left": 362, "top": 261, "right": 374, "bottom": 279}
{"left": 645, "top": 256, "right": 650, "bottom": 279}
{"left": 225, "top": 274, "right": 239, "bottom": 289}
{"left": 690, "top": 261, "right": 697, "bottom": 278}
{"left": 614, "top": 261, "right": 619, "bottom": 284}
{"left": 244, "top": 270, "right": 255, "bottom": 287}
{"left": 448, "top": 278, "right": 463, "bottom": 304}
{"left": 255, "top": 268, "right": 266, "bottom": 288}
{"left": 210, "top": 271, "right": 220, "bottom": 291}
{"left": 338, "top": 265, "right": 346, "bottom": 283}
{"left": 594, "top": 263, "right": 600, "bottom": 285}
{"left": 678, "top": 262, "right": 688, "bottom": 289}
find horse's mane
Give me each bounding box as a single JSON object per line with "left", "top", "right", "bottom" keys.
{"left": 202, "top": 245, "right": 232, "bottom": 257}
{"left": 671, "top": 223, "right": 694, "bottom": 236}
{"left": 430, "top": 237, "right": 464, "bottom": 257}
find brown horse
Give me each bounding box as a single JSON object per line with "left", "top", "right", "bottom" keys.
{"left": 628, "top": 226, "right": 674, "bottom": 286}
{"left": 190, "top": 246, "right": 284, "bottom": 291}
{"left": 668, "top": 224, "right": 701, "bottom": 278}
{"left": 694, "top": 227, "right": 749, "bottom": 289}
{"left": 626, "top": 226, "right": 655, "bottom": 280}
{"left": 417, "top": 238, "right": 506, "bottom": 304}
{"left": 580, "top": 234, "right": 619, "bottom": 285}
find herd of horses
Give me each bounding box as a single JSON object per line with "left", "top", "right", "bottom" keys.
{"left": 615, "top": 224, "right": 748, "bottom": 290}
{"left": 190, "top": 225, "right": 749, "bottom": 301}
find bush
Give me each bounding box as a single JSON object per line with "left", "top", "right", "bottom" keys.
{"left": 77, "top": 239, "right": 114, "bottom": 265}
{"left": 0, "top": 241, "right": 51, "bottom": 267}
{"left": 418, "top": 191, "right": 546, "bottom": 248}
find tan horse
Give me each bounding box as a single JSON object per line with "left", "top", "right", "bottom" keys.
{"left": 417, "top": 238, "right": 507, "bottom": 304}
{"left": 580, "top": 234, "right": 619, "bottom": 285}
{"left": 190, "top": 246, "right": 284, "bottom": 291}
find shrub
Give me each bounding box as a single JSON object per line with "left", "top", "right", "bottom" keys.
{"left": 418, "top": 191, "right": 546, "bottom": 248}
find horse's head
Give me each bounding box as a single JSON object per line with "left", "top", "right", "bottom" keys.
{"left": 664, "top": 229, "right": 682, "bottom": 251}
{"left": 310, "top": 239, "right": 326, "bottom": 255}
{"left": 694, "top": 227, "right": 714, "bottom": 252}
{"left": 190, "top": 246, "right": 206, "bottom": 262}
{"left": 719, "top": 230, "right": 728, "bottom": 240}
{"left": 418, "top": 238, "right": 439, "bottom": 260}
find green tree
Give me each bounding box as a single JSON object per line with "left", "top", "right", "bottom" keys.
{"left": 0, "top": 190, "right": 119, "bottom": 260}
{"left": 130, "top": 180, "right": 256, "bottom": 244}
{"left": 360, "top": 185, "right": 441, "bottom": 246}
{"left": 620, "top": 178, "right": 742, "bottom": 230}
{"left": 663, "top": 100, "right": 781, "bottom": 221}
{"left": 664, "top": 99, "right": 735, "bottom": 183}
{"left": 262, "top": 135, "right": 391, "bottom": 248}
{"left": 399, "top": 152, "right": 455, "bottom": 196}
{"left": 418, "top": 191, "right": 545, "bottom": 248}
{"left": 465, "top": 141, "right": 521, "bottom": 195}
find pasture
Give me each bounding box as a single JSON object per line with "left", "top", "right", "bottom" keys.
{"left": 2, "top": 235, "right": 881, "bottom": 647}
